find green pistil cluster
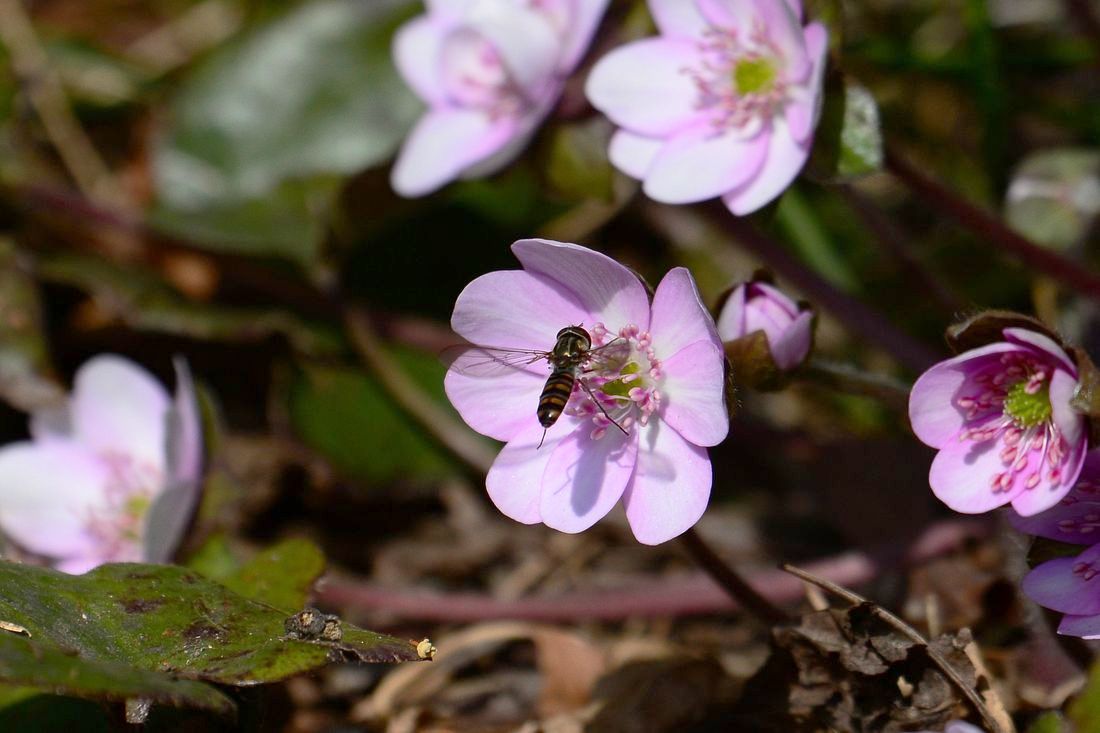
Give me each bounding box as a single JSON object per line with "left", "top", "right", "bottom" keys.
{"left": 733, "top": 57, "right": 776, "bottom": 95}
{"left": 1004, "top": 380, "right": 1052, "bottom": 428}
{"left": 600, "top": 361, "right": 641, "bottom": 398}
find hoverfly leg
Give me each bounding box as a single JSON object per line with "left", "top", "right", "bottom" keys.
{"left": 577, "top": 380, "right": 629, "bottom": 436}
{"left": 537, "top": 428, "right": 548, "bottom": 450}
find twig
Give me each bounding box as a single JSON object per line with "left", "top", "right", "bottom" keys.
{"left": 0, "top": 0, "right": 127, "bottom": 206}
{"left": 679, "top": 527, "right": 790, "bottom": 625}
{"left": 345, "top": 307, "right": 497, "bottom": 476}
{"left": 798, "top": 358, "right": 912, "bottom": 410}
{"left": 700, "top": 202, "right": 941, "bottom": 373}
{"left": 317, "top": 519, "right": 986, "bottom": 621}
{"left": 884, "top": 146, "right": 1100, "bottom": 302}
{"left": 781, "top": 563, "right": 1006, "bottom": 733}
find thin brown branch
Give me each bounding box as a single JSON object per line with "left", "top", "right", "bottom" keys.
{"left": 317, "top": 519, "right": 986, "bottom": 622}
{"left": 679, "top": 526, "right": 790, "bottom": 625}
{"left": 798, "top": 358, "right": 912, "bottom": 410}
{"left": 781, "top": 563, "right": 1007, "bottom": 733}
{"left": 0, "top": 0, "right": 127, "bottom": 206}
{"left": 345, "top": 307, "right": 497, "bottom": 476}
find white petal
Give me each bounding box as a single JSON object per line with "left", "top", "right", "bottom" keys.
{"left": 623, "top": 420, "right": 712, "bottom": 544}
{"left": 391, "top": 108, "right": 515, "bottom": 197}
{"left": 608, "top": 130, "right": 664, "bottom": 180}
{"left": 721, "top": 116, "right": 810, "bottom": 215}
{"left": 392, "top": 15, "right": 450, "bottom": 105}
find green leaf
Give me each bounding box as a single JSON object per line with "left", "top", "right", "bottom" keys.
{"left": 0, "top": 560, "right": 421, "bottom": 688}
{"left": 1072, "top": 660, "right": 1100, "bottom": 733}
{"left": 544, "top": 118, "right": 616, "bottom": 202}
{"left": 219, "top": 538, "right": 325, "bottom": 612}
{"left": 289, "top": 355, "right": 462, "bottom": 484}
{"left": 152, "top": 0, "right": 420, "bottom": 261}
{"left": 1005, "top": 148, "right": 1100, "bottom": 251}
{"left": 1028, "top": 711, "right": 1068, "bottom": 733}
{"left": 0, "top": 634, "right": 234, "bottom": 716}
{"left": 0, "top": 692, "right": 111, "bottom": 732}
{"left": 808, "top": 75, "right": 883, "bottom": 182}
{"left": 774, "top": 187, "right": 860, "bottom": 291}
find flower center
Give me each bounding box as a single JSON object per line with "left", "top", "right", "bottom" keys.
{"left": 1003, "top": 379, "right": 1052, "bottom": 428}
{"left": 684, "top": 24, "right": 789, "bottom": 134}
{"left": 733, "top": 57, "right": 777, "bottom": 95}
{"left": 440, "top": 28, "right": 527, "bottom": 119}
{"left": 566, "top": 323, "right": 664, "bottom": 440}
{"left": 83, "top": 452, "right": 161, "bottom": 563}
{"left": 954, "top": 352, "right": 1070, "bottom": 496}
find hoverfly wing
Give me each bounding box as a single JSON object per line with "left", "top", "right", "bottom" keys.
{"left": 441, "top": 344, "right": 551, "bottom": 378}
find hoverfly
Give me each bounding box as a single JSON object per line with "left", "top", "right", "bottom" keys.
{"left": 446, "top": 325, "right": 630, "bottom": 447}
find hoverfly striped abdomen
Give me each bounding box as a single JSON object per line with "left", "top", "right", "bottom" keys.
{"left": 537, "top": 326, "right": 592, "bottom": 429}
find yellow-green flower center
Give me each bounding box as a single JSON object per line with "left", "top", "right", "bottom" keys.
{"left": 733, "top": 58, "right": 777, "bottom": 95}
{"left": 1004, "top": 380, "right": 1052, "bottom": 428}
{"left": 600, "top": 361, "right": 641, "bottom": 398}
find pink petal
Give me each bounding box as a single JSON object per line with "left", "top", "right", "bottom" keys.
{"left": 928, "top": 435, "right": 1024, "bottom": 513}
{"left": 751, "top": 0, "right": 809, "bottom": 80}
{"left": 512, "top": 239, "right": 651, "bottom": 332}
{"left": 1057, "top": 613, "right": 1100, "bottom": 638}
{"left": 143, "top": 358, "right": 204, "bottom": 564}
{"left": 71, "top": 355, "right": 171, "bottom": 476}
{"left": 486, "top": 417, "right": 577, "bottom": 524}
{"left": 0, "top": 440, "right": 108, "bottom": 559}
{"left": 29, "top": 404, "right": 72, "bottom": 442}
{"left": 623, "top": 420, "right": 712, "bottom": 544}
{"left": 786, "top": 99, "right": 814, "bottom": 146}
{"left": 460, "top": 91, "right": 557, "bottom": 179}
{"left": 696, "top": 0, "right": 756, "bottom": 29}
{"left": 721, "top": 116, "right": 809, "bottom": 215}
{"left": 1008, "top": 495, "right": 1100, "bottom": 545}
{"left": 1022, "top": 545, "right": 1100, "bottom": 615}
{"left": 1004, "top": 327, "right": 1078, "bottom": 376}
{"left": 715, "top": 284, "right": 747, "bottom": 341}
{"left": 784, "top": 0, "right": 803, "bottom": 21}
{"left": 539, "top": 427, "right": 638, "bottom": 533}
{"left": 650, "top": 268, "right": 721, "bottom": 359}
{"left": 770, "top": 309, "right": 813, "bottom": 370}
{"left": 643, "top": 123, "right": 769, "bottom": 204}
{"left": 392, "top": 15, "right": 449, "bottom": 105}
{"left": 55, "top": 556, "right": 102, "bottom": 574}
{"left": 659, "top": 341, "right": 729, "bottom": 447}
{"left": 445, "top": 363, "right": 547, "bottom": 442}
{"left": 451, "top": 269, "right": 590, "bottom": 351}
{"left": 585, "top": 38, "right": 704, "bottom": 137}
{"left": 426, "top": 0, "right": 477, "bottom": 22}
{"left": 742, "top": 283, "right": 800, "bottom": 345}
{"left": 647, "top": 0, "right": 709, "bottom": 39}
{"left": 608, "top": 130, "right": 663, "bottom": 180}
{"left": 907, "top": 342, "right": 1021, "bottom": 448}
{"left": 390, "top": 108, "right": 515, "bottom": 197}
{"left": 466, "top": 2, "right": 560, "bottom": 93}
{"left": 1010, "top": 369, "right": 1088, "bottom": 516}
{"left": 559, "top": 0, "right": 611, "bottom": 71}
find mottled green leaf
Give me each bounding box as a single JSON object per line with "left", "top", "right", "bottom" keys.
{"left": 219, "top": 538, "right": 325, "bottom": 612}
{"left": 0, "top": 691, "right": 111, "bottom": 732}
{"left": 0, "top": 560, "right": 420, "bottom": 689}
{"left": 152, "top": 0, "right": 419, "bottom": 261}
{"left": 0, "top": 634, "right": 233, "bottom": 716}
{"left": 1005, "top": 148, "right": 1100, "bottom": 250}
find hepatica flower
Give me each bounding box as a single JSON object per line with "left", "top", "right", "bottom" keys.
{"left": 717, "top": 280, "right": 812, "bottom": 370}
{"left": 444, "top": 239, "right": 728, "bottom": 544}
{"left": 0, "top": 355, "right": 203, "bottom": 573}
{"left": 390, "top": 0, "right": 610, "bottom": 197}
{"left": 909, "top": 328, "right": 1088, "bottom": 517}
{"left": 585, "top": 0, "right": 827, "bottom": 214}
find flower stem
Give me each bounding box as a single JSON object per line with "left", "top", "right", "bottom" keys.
{"left": 702, "top": 202, "right": 941, "bottom": 373}
{"left": 678, "top": 527, "right": 790, "bottom": 625}
{"left": 884, "top": 145, "right": 1100, "bottom": 302}
{"left": 798, "top": 358, "right": 912, "bottom": 410}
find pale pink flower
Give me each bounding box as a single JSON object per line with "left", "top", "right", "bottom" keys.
{"left": 0, "top": 355, "right": 203, "bottom": 573}
{"left": 444, "top": 239, "right": 728, "bottom": 544}
{"left": 1023, "top": 539, "right": 1100, "bottom": 638}
{"left": 716, "top": 280, "right": 812, "bottom": 370}
{"left": 390, "top": 0, "right": 610, "bottom": 197}
{"left": 909, "top": 328, "right": 1088, "bottom": 517}
{"left": 585, "top": 0, "right": 827, "bottom": 214}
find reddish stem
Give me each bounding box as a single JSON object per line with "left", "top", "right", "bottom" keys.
{"left": 317, "top": 519, "right": 986, "bottom": 622}
{"left": 884, "top": 147, "right": 1100, "bottom": 302}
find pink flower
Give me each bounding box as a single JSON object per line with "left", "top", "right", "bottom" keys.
{"left": 390, "top": 0, "right": 610, "bottom": 197}
{"left": 1010, "top": 451, "right": 1100, "bottom": 543}
{"left": 716, "top": 280, "right": 812, "bottom": 370}
{"left": 1023, "top": 540, "right": 1100, "bottom": 638}
{"left": 909, "top": 328, "right": 1088, "bottom": 517}
{"left": 0, "top": 355, "right": 203, "bottom": 574}
{"left": 585, "top": 0, "right": 827, "bottom": 214}
{"left": 444, "top": 238, "right": 728, "bottom": 544}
